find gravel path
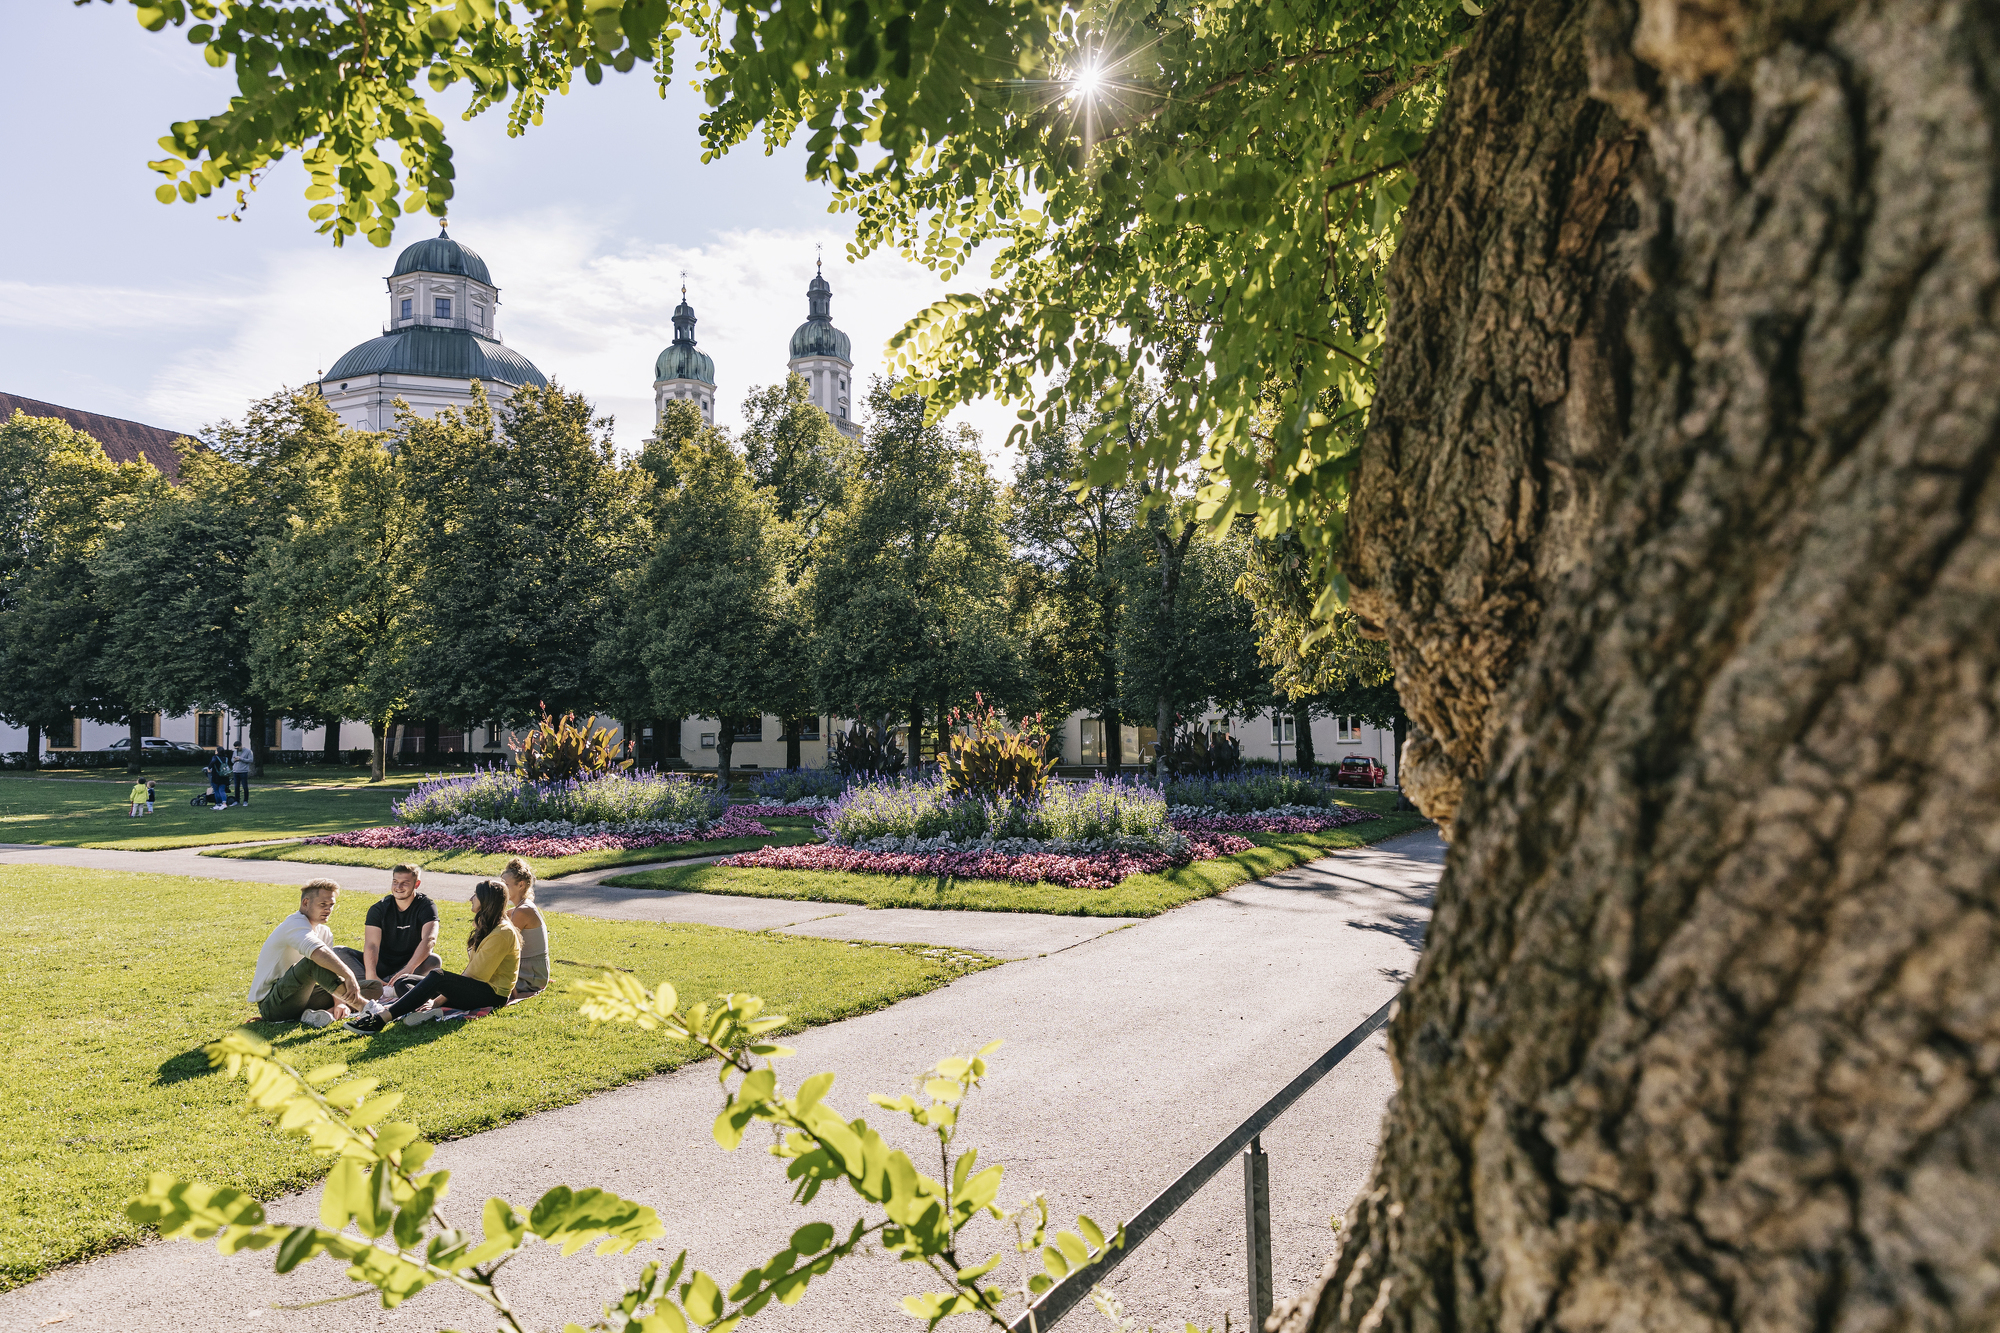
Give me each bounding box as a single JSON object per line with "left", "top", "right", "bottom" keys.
{"left": 0, "top": 829, "right": 1440, "bottom": 1333}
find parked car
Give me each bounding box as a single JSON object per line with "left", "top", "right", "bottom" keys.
{"left": 106, "top": 737, "right": 209, "bottom": 760}
{"left": 1335, "top": 754, "right": 1386, "bottom": 787}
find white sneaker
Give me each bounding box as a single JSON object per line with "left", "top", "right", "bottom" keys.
{"left": 401, "top": 1006, "right": 443, "bottom": 1027}
{"left": 300, "top": 1009, "right": 335, "bottom": 1029}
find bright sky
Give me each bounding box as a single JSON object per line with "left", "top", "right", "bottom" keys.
{"left": 2, "top": 5, "right": 1020, "bottom": 464}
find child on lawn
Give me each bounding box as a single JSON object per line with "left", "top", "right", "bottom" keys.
{"left": 347, "top": 879, "right": 519, "bottom": 1032}
{"left": 144, "top": 779, "right": 156, "bottom": 813}
{"left": 127, "top": 780, "right": 147, "bottom": 816}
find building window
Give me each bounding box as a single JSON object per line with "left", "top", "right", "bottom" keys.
{"left": 472, "top": 305, "right": 484, "bottom": 327}
{"left": 50, "top": 717, "right": 78, "bottom": 749}
{"left": 1337, "top": 716, "right": 1362, "bottom": 742}
{"left": 434, "top": 296, "right": 452, "bottom": 319}
{"left": 799, "top": 717, "right": 821, "bottom": 741}
{"left": 141, "top": 712, "right": 161, "bottom": 738}
{"left": 197, "top": 713, "right": 220, "bottom": 748}
{"left": 264, "top": 716, "right": 281, "bottom": 748}
{"left": 1271, "top": 713, "right": 1297, "bottom": 746}
{"left": 699, "top": 732, "right": 716, "bottom": 749}
{"left": 485, "top": 721, "right": 502, "bottom": 748}
{"left": 733, "top": 717, "right": 765, "bottom": 743}
{"left": 400, "top": 298, "right": 412, "bottom": 320}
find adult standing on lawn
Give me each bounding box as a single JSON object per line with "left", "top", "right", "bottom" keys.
{"left": 249, "top": 879, "right": 368, "bottom": 1027}
{"left": 337, "top": 863, "right": 442, "bottom": 1000}
{"left": 205, "top": 750, "right": 231, "bottom": 808}
{"left": 230, "top": 740, "right": 254, "bottom": 806}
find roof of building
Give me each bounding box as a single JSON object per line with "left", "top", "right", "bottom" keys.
{"left": 323, "top": 326, "right": 548, "bottom": 387}
{"left": 0, "top": 391, "right": 189, "bottom": 478}
{"left": 391, "top": 230, "right": 494, "bottom": 286}
{"left": 655, "top": 342, "right": 716, "bottom": 385}
{"left": 790, "top": 268, "right": 851, "bottom": 361}
{"left": 789, "top": 319, "right": 852, "bottom": 360}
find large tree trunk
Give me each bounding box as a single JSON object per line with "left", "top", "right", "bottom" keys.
{"left": 126, "top": 714, "right": 145, "bottom": 774}
{"left": 322, "top": 715, "right": 340, "bottom": 763}
{"left": 249, "top": 700, "right": 269, "bottom": 777}
{"left": 23, "top": 722, "right": 38, "bottom": 771}
{"left": 1282, "top": 0, "right": 2000, "bottom": 1330}
{"left": 369, "top": 720, "right": 388, "bottom": 783}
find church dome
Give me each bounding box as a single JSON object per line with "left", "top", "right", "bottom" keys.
{"left": 789, "top": 268, "right": 851, "bottom": 360}
{"left": 392, "top": 231, "right": 493, "bottom": 285}
{"left": 323, "top": 326, "right": 547, "bottom": 388}
{"left": 655, "top": 296, "right": 715, "bottom": 385}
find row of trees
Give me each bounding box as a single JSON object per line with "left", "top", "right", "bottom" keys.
{"left": 0, "top": 377, "right": 1399, "bottom": 779}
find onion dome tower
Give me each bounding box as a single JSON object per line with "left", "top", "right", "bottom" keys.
{"left": 653, "top": 279, "right": 716, "bottom": 424}
{"left": 318, "top": 224, "right": 547, "bottom": 431}
{"left": 787, "top": 258, "right": 859, "bottom": 438}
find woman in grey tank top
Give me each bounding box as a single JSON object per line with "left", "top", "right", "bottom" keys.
{"left": 502, "top": 857, "right": 550, "bottom": 997}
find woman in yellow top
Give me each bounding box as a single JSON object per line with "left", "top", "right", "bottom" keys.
{"left": 347, "top": 881, "right": 520, "bottom": 1033}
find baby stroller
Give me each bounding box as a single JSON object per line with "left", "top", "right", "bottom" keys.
{"left": 189, "top": 789, "right": 228, "bottom": 807}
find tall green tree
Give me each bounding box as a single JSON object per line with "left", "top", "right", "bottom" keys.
{"left": 247, "top": 430, "right": 417, "bottom": 781}
{"left": 639, "top": 423, "right": 792, "bottom": 778}
{"left": 399, "top": 383, "right": 648, "bottom": 734}
{"left": 1006, "top": 415, "right": 1139, "bottom": 772}
{"left": 738, "top": 374, "right": 852, "bottom": 764}
{"left": 812, "top": 379, "right": 1022, "bottom": 758}
{"left": 93, "top": 389, "right": 348, "bottom": 771}
{"left": 0, "top": 411, "right": 168, "bottom": 771}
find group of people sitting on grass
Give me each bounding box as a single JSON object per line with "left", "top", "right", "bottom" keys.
{"left": 247, "top": 857, "right": 550, "bottom": 1034}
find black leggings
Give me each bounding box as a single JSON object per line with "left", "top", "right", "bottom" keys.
{"left": 385, "top": 969, "right": 505, "bottom": 1018}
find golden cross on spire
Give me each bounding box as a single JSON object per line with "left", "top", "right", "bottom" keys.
{"left": 815, "top": 242, "right": 822, "bottom": 274}
{"left": 680, "top": 270, "right": 687, "bottom": 301}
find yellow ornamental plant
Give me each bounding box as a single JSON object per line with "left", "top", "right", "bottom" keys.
{"left": 940, "top": 695, "right": 1057, "bottom": 805}
{"left": 131, "top": 978, "right": 1125, "bottom": 1333}
{"left": 510, "top": 704, "right": 632, "bottom": 784}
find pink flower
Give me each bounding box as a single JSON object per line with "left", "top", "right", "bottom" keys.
{"left": 1170, "top": 809, "right": 1379, "bottom": 835}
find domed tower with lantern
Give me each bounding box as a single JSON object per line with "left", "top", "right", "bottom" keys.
{"left": 787, "top": 260, "right": 860, "bottom": 438}
{"left": 319, "top": 225, "right": 548, "bottom": 431}
{"left": 653, "top": 283, "right": 716, "bottom": 424}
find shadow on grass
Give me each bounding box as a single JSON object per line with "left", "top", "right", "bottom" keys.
{"left": 154, "top": 1045, "right": 219, "bottom": 1086}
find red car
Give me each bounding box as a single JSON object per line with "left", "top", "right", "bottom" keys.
{"left": 1335, "top": 754, "right": 1386, "bottom": 787}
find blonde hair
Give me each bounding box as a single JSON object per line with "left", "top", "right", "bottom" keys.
{"left": 300, "top": 878, "right": 339, "bottom": 903}
{"left": 501, "top": 857, "right": 536, "bottom": 902}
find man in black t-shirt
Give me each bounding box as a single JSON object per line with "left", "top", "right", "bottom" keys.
{"left": 331, "top": 863, "right": 442, "bottom": 1000}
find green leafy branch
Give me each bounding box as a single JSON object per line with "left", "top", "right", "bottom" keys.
{"left": 129, "top": 975, "right": 1122, "bottom": 1332}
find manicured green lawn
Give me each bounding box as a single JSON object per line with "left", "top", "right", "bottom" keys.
{"left": 204, "top": 826, "right": 823, "bottom": 877}
{"left": 0, "top": 865, "right": 989, "bottom": 1290}
{"left": 0, "top": 773, "right": 422, "bottom": 850}
{"left": 605, "top": 812, "right": 1433, "bottom": 916}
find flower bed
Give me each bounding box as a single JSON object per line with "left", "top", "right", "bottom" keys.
{"left": 393, "top": 767, "right": 725, "bottom": 827}
{"left": 715, "top": 832, "right": 1256, "bottom": 890}
{"left": 754, "top": 798, "right": 836, "bottom": 815}
{"left": 1170, "top": 806, "right": 1381, "bottom": 835}
{"left": 307, "top": 805, "right": 776, "bottom": 860}
{"left": 749, "top": 767, "right": 847, "bottom": 803}
{"left": 1161, "top": 772, "right": 1341, "bottom": 814}
{"left": 821, "top": 777, "right": 1175, "bottom": 850}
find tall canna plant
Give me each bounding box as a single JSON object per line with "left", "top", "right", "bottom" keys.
{"left": 940, "top": 694, "right": 1056, "bottom": 804}
{"left": 509, "top": 703, "right": 631, "bottom": 784}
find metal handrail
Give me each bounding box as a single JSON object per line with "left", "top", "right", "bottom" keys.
{"left": 1007, "top": 996, "right": 1398, "bottom": 1332}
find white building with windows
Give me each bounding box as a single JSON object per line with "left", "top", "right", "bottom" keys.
{"left": 318, "top": 228, "right": 549, "bottom": 431}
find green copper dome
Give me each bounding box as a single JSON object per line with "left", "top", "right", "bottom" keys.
{"left": 392, "top": 231, "right": 493, "bottom": 286}
{"left": 654, "top": 297, "right": 715, "bottom": 385}
{"left": 323, "top": 327, "right": 546, "bottom": 387}
{"left": 790, "top": 269, "right": 852, "bottom": 361}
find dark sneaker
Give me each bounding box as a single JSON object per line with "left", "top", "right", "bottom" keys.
{"left": 344, "top": 1013, "right": 388, "bottom": 1034}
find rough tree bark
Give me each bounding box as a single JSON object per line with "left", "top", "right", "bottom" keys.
{"left": 1277, "top": 0, "right": 2000, "bottom": 1329}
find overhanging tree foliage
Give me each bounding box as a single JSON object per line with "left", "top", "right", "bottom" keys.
{"left": 95, "top": 0, "right": 2000, "bottom": 1327}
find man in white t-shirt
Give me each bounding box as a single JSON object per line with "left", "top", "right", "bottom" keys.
{"left": 249, "top": 879, "right": 367, "bottom": 1026}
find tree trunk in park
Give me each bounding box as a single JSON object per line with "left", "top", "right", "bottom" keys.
{"left": 1293, "top": 703, "right": 1316, "bottom": 770}
{"left": 1280, "top": 1, "right": 2000, "bottom": 1330}
{"left": 1100, "top": 704, "right": 1121, "bottom": 778}
{"left": 23, "top": 723, "right": 38, "bottom": 770}
{"left": 1391, "top": 712, "right": 1415, "bottom": 810}
{"left": 125, "top": 714, "right": 145, "bottom": 774}
{"left": 369, "top": 721, "right": 388, "bottom": 783}
{"left": 248, "top": 700, "right": 269, "bottom": 777}
{"left": 1155, "top": 695, "right": 1173, "bottom": 780}
{"left": 715, "top": 716, "right": 736, "bottom": 781}
{"left": 422, "top": 718, "right": 439, "bottom": 762}
{"left": 785, "top": 718, "right": 802, "bottom": 770}
{"left": 908, "top": 697, "right": 924, "bottom": 768}
{"left": 322, "top": 715, "right": 340, "bottom": 763}
{"left": 661, "top": 717, "right": 681, "bottom": 761}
